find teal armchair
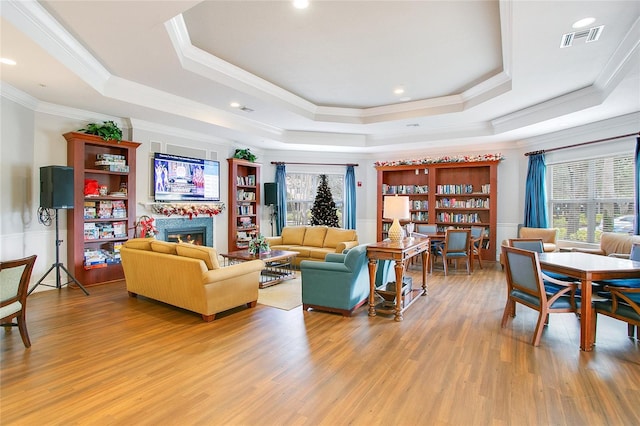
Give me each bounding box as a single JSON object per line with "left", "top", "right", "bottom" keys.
{"left": 301, "top": 244, "right": 393, "bottom": 316}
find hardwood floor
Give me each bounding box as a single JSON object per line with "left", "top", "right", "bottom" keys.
{"left": 2, "top": 262, "right": 639, "bottom": 425}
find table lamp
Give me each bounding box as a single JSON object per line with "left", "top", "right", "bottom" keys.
{"left": 383, "top": 195, "right": 410, "bottom": 242}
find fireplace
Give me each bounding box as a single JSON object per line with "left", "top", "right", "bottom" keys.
{"left": 165, "top": 227, "right": 206, "bottom": 245}
{"left": 154, "top": 217, "right": 214, "bottom": 247}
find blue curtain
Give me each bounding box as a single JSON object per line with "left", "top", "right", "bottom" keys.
{"left": 635, "top": 137, "right": 640, "bottom": 235}
{"left": 344, "top": 166, "right": 356, "bottom": 229}
{"left": 524, "top": 153, "right": 548, "bottom": 228}
{"left": 275, "top": 164, "right": 287, "bottom": 235}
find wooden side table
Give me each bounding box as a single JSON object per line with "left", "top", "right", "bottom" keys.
{"left": 366, "top": 237, "right": 430, "bottom": 321}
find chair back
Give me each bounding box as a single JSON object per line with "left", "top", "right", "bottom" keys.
{"left": 1, "top": 255, "right": 37, "bottom": 316}
{"left": 509, "top": 238, "right": 544, "bottom": 253}
{"left": 343, "top": 244, "right": 368, "bottom": 272}
{"left": 444, "top": 229, "right": 470, "bottom": 254}
{"left": 630, "top": 242, "right": 640, "bottom": 261}
{"left": 502, "top": 246, "right": 544, "bottom": 299}
{"left": 416, "top": 224, "right": 437, "bottom": 234}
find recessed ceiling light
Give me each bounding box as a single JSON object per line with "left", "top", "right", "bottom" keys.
{"left": 0, "top": 58, "right": 17, "bottom": 65}
{"left": 230, "top": 102, "right": 241, "bottom": 108}
{"left": 394, "top": 87, "right": 405, "bottom": 95}
{"left": 293, "top": 0, "right": 309, "bottom": 9}
{"left": 573, "top": 17, "right": 596, "bottom": 29}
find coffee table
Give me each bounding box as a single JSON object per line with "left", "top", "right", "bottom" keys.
{"left": 221, "top": 249, "right": 298, "bottom": 288}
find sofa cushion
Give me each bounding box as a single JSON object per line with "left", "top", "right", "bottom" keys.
{"left": 310, "top": 248, "right": 333, "bottom": 260}
{"left": 291, "top": 247, "right": 311, "bottom": 258}
{"left": 281, "top": 226, "right": 306, "bottom": 245}
{"left": 176, "top": 244, "right": 220, "bottom": 270}
{"left": 150, "top": 240, "right": 178, "bottom": 255}
{"left": 303, "top": 226, "right": 328, "bottom": 247}
{"left": 323, "top": 228, "right": 357, "bottom": 248}
{"left": 124, "top": 238, "right": 153, "bottom": 251}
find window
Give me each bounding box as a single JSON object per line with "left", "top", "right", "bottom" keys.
{"left": 548, "top": 154, "right": 635, "bottom": 243}
{"left": 285, "top": 173, "right": 344, "bottom": 226}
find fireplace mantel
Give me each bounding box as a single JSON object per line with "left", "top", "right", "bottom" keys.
{"left": 142, "top": 202, "right": 225, "bottom": 218}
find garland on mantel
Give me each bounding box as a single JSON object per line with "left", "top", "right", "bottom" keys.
{"left": 374, "top": 153, "right": 504, "bottom": 167}
{"left": 149, "top": 203, "right": 225, "bottom": 219}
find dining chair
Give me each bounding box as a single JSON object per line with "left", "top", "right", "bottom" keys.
{"left": 435, "top": 229, "right": 471, "bottom": 275}
{"left": 470, "top": 226, "right": 485, "bottom": 271}
{"left": 412, "top": 224, "right": 441, "bottom": 268}
{"left": 592, "top": 242, "right": 640, "bottom": 339}
{"left": 508, "top": 238, "right": 575, "bottom": 289}
{"left": 593, "top": 285, "right": 640, "bottom": 340}
{"left": 1, "top": 255, "right": 37, "bottom": 348}
{"left": 501, "top": 246, "right": 579, "bottom": 346}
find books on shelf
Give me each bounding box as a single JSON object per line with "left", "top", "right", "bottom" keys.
{"left": 236, "top": 175, "right": 256, "bottom": 186}
{"left": 95, "top": 154, "right": 129, "bottom": 172}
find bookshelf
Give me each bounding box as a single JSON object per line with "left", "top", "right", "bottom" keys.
{"left": 376, "top": 160, "right": 499, "bottom": 260}
{"left": 227, "top": 158, "right": 261, "bottom": 252}
{"left": 65, "top": 132, "right": 140, "bottom": 285}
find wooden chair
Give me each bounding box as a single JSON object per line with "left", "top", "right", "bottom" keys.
{"left": 593, "top": 286, "right": 640, "bottom": 340}
{"left": 470, "top": 226, "right": 485, "bottom": 272}
{"left": 501, "top": 246, "right": 578, "bottom": 346}
{"left": 434, "top": 229, "right": 471, "bottom": 275}
{"left": 592, "top": 242, "right": 640, "bottom": 339}
{"left": 1, "top": 255, "right": 37, "bottom": 348}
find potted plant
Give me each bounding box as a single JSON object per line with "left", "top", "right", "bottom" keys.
{"left": 233, "top": 148, "right": 257, "bottom": 162}
{"left": 78, "top": 120, "right": 123, "bottom": 142}
{"left": 248, "top": 233, "right": 270, "bottom": 255}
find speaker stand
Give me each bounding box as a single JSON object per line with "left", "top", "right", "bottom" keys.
{"left": 29, "top": 209, "right": 89, "bottom": 296}
{"left": 269, "top": 205, "right": 278, "bottom": 236}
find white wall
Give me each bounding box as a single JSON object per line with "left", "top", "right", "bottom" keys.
{"left": 2, "top": 91, "right": 638, "bottom": 289}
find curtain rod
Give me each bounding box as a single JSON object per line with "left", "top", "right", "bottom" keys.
{"left": 524, "top": 132, "right": 640, "bottom": 156}
{"left": 271, "top": 161, "right": 359, "bottom": 166}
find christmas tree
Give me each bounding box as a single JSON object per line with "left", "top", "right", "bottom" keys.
{"left": 310, "top": 174, "right": 340, "bottom": 227}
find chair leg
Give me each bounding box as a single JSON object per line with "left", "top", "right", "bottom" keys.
{"left": 466, "top": 257, "right": 470, "bottom": 275}
{"left": 443, "top": 256, "right": 448, "bottom": 275}
{"left": 532, "top": 309, "right": 547, "bottom": 346}
{"left": 501, "top": 298, "right": 513, "bottom": 327}
{"left": 628, "top": 323, "right": 636, "bottom": 339}
{"left": 17, "top": 312, "right": 31, "bottom": 348}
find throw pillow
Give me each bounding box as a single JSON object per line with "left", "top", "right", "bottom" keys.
{"left": 176, "top": 244, "right": 220, "bottom": 270}
{"left": 150, "top": 240, "right": 178, "bottom": 255}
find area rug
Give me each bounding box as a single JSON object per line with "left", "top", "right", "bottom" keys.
{"left": 257, "top": 275, "right": 302, "bottom": 311}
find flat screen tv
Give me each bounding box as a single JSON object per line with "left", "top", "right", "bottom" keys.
{"left": 153, "top": 152, "right": 220, "bottom": 202}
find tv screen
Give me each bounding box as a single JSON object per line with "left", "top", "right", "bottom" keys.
{"left": 153, "top": 153, "right": 220, "bottom": 202}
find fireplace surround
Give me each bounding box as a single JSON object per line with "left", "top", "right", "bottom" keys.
{"left": 154, "top": 217, "right": 214, "bottom": 247}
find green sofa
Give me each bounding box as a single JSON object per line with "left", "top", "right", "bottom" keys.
{"left": 300, "top": 244, "right": 394, "bottom": 317}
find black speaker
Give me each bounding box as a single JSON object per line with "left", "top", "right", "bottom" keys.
{"left": 264, "top": 182, "right": 277, "bottom": 206}
{"left": 40, "top": 166, "right": 74, "bottom": 209}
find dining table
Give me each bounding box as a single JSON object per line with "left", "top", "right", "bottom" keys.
{"left": 537, "top": 251, "right": 640, "bottom": 351}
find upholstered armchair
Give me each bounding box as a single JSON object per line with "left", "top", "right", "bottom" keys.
{"left": 572, "top": 232, "right": 640, "bottom": 258}
{"left": 500, "top": 226, "right": 558, "bottom": 269}
{"left": 300, "top": 244, "right": 392, "bottom": 316}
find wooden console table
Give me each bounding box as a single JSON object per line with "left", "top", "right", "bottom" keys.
{"left": 367, "top": 236, "right": 430, "bottom": 321}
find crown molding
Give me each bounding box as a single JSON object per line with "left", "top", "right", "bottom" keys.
{"left": 1, "top": 0, "right": 110, "bottom": 92}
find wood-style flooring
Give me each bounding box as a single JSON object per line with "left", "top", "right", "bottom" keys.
{"left": 1, "top": 261, "right": 639, "bottom": 425}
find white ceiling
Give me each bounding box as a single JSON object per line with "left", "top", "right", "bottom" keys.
{"left": 1, "top": 0, "right": 638, "bottom": 154}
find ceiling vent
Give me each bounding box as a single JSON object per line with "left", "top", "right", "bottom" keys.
{"left": 560, "top": 25, "right": 604, "bottom": 48}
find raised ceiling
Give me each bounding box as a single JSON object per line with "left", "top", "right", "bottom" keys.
{"left": 1, "top": 1, "right": 638, "bottom": 153}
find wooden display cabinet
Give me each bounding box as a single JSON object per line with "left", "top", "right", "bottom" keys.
{"left": 376, "top": 160, "right": 498, "bottom": 260}
{"left": 65, "top": 132, "right": 140, "bottom": 286}
{"left": 227, "top": 158, "right": 261, "bottom": 252}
